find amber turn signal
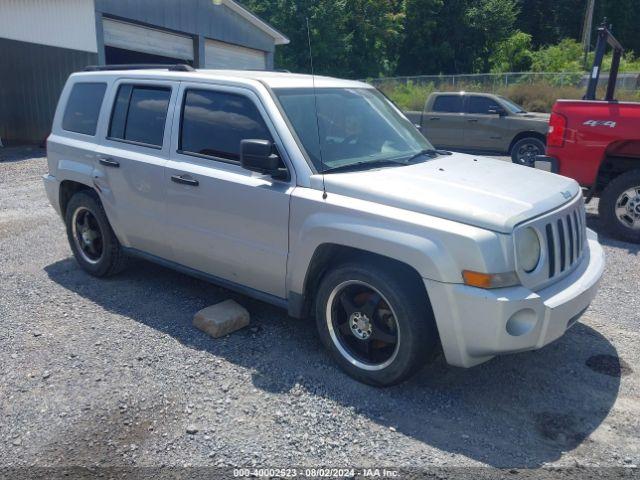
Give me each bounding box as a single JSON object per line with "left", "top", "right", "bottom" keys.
{"left": 462, "top": 270, "right": 519, "bottom": 289}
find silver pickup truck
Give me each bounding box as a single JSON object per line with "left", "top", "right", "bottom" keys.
{"left": 406, "top": 92, "right": 550, "bottom": 164}
{"left": 43, "top": 67, "right": 604, "bottom": 386}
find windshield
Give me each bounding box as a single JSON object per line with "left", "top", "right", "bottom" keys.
{"left": 274, "top": 87, "right": 433, "bottom": 172}
{"left": 499, "top": 96, "right": 527, "bottom": 114}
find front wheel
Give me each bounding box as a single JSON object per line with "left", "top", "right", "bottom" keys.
{"left": 599, "top": 169, "right": 640, "bottom": 243}
{"left": 315, "top": 262, "right": 438, "bottom": 386}
{"left": 511, "top": 137, "right": 546, "bottom": 166}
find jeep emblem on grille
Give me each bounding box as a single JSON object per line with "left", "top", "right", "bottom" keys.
{"left": 561, "top": 191, "right": 572, "bottom": 199}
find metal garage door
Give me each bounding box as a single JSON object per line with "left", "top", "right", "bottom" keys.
{"left": 102, "top": 18, "right": 194, "bottom": 62}
{"left": 204, "top": 39, "right": 266, "bottom": 70}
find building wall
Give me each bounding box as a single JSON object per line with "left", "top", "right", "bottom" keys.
{"left": 0, "top": 0, "right": 98, "bottom": 53}
{"left": 0, "top": 0, "right": 283, "bottom": 144}
{"left": 95, "top": 0, "right": 276, "bottom": 58}
{"left": 0, "top": 38, "right": 98, "bottom": 145}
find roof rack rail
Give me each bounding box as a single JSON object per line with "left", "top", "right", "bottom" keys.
{"left": 83, "top": 64, "right": 195, "bottom": 72}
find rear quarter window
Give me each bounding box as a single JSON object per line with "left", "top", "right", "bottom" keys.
{"left": 432, "top": 95, "right": 463, "bottom": 113}
{"left": 108, "top": 85, "right": 171, "bottom": 148}
{"left": 62, "top": 83, "right": 107, "bottom": 135}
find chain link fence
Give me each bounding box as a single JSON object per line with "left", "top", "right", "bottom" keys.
{"left": 367, "top": 72, "right": 640, "bottom": 92}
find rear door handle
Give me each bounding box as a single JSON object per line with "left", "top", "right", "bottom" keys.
{"left": 98, "top": 157, "right": 120, "bottom": 168}
{"left": 171, "top": 174, "right": 199, "bottom": 187}
{"left": 429, "top": 117, "right": 440, "bottom": 121}
{"left": 468, "top": 119, "right": 479, "bottom": 123}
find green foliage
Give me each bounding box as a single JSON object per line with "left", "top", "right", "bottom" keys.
{"left": 526, "top": 38, "right": 640, "bottom": 74}
{"left": 531, "top": 39, "right": 584, "bottom": 72}
{"left": 243, "top": 0, "right": 640, "bottom": 78}
{"left": 377, "top": 81, "right": 437, "bottom": 111}
{"left": 242, "top": 0, "right": 404, "bottom": 78}
{"left": 490, "top": 32, "right": 534, "bottom": 73}
{"left": 382, "top": 77, "right": 640, "bottom": 116}
{"left": 464, "top": 0, "right": 520, "bottom": 72}
{"left": 602, "top": 51, "right": 640, "bottom": 73}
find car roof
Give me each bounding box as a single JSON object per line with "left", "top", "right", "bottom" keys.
{"left": 71, "top": 68, "right": 371, "bottom": 90}
{"left": 432, "top": 92, "right": 496, "bottom": 96}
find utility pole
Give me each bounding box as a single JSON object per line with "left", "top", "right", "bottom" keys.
{"left": 582, "top": 0, "right": 596, "bottom": 68}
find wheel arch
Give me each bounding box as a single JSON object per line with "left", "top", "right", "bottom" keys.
{"left": 594, "top": 140, "right": 640, "bottom": 195}
{"left": 59, "top": 180, "right": 96, "bottom": 218}
{"left": 289, "top": 243, "right": 434, "bottom": 320}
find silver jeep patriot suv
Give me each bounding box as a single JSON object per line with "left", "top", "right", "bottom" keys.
{"left": 44, "top": 67, "right": 605, "bottom": 386}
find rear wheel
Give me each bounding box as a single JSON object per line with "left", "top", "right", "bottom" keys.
{"left": 599, "top": 169, "right": 640, "bottom": 243}
{"left": 65, "top": 191, "right": 127, "bottom": 276}
{"left": 511, "top": 137, "right": 546, "bottom": 166}
{"left": 315, "top": 261, "right": 438, "bottom": 386}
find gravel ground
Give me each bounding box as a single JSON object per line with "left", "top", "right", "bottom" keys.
{"left": 1, "top": 147, "right": 638, "bottom": 477}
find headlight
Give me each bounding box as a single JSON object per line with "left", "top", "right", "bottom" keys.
{"left": 517, "top": 227, "right": 541, "bottom": 273}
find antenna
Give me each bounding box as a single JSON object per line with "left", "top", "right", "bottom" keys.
{"left": 306, "top": 17, "right": 327, "bottom": 199}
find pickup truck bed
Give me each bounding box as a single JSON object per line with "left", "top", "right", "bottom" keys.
{"left": 545, "top": 99, "right": 640, "bottom": 187}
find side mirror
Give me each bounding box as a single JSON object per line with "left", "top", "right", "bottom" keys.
{"left": 488, "top": 107, "right": 507, "bottom": 116}
{"left": 240, "top": 139, "right": 286, "bottom": 178}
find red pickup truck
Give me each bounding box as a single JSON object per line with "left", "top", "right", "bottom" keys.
{"left": 538, "top": 24, "right": 640, "bottom": 243}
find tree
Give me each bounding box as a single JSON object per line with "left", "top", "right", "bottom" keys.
{"left": 397, "top": 0, "right": 520, "bottom": 75}
{"left": 594, "top": 0, "right": 640, "bottom": 54}
{"left": 531, "top": 38, "right": 585, "bottom": 72}
{"left": 515, "top": 0, "right": 584, "bottom": 48}
{"left": 490, "top": 31, "right": 534, "bottom": 72}
{"left": 464, "top": 0, "right": 520, "bottom": 72}
{"left": 241, "top": 0, "right": 404, "bottom": 78}
{"left": 242, "top": 0, "right": 639, "bottom": 77}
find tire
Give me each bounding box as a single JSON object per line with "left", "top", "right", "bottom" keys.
{"left": 65, "top": 190, "right": 127, "bottom": 277}
{"left": 598, "top": 169, "right": 640, "bottom": 244}
{"left": 314, "top": 261, "right": 438, "bottom": 387}
{"left": 511, "top": 137, "right": 546, "bottom": 166}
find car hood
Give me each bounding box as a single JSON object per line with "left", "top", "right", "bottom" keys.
{"left": 518, "top": 112, "right": 550, "bottom": 121}
{"left": 322, "top": 153, "right": 580, "bottom": 233}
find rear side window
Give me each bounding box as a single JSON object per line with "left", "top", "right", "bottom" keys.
{"left": 109, "top": 85, "right": 171, "bottom": 147}
{"left": 432, "top": 95, "right": 463, "bottom": 113}
{"left": 62, "top": 83, "right": 107, "bottom": 135}
{"left": 179, "top": 89, "right": 272, "bottom": 162}
{"left": 467, "top": 96, "right": 502, "bottom": 114}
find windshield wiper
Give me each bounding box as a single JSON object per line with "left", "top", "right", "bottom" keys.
{"left": 323, "top": 159, "right": 407, "bottom": 174}
{"left": 407, "top": 149, "right": 452, "bottom": 163}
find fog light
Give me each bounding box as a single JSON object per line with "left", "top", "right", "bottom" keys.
{"left": 506, "top": 309, "right": 537, "bottom": 337}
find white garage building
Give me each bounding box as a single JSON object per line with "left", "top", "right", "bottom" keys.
{"left": 0, "top": 0, "right": 289, "bottom": 144}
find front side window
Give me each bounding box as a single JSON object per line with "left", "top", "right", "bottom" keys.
{"left": 467, "top": 96, "right": 502, "bottom": 114}
{"left": 109, "top": 85, "right": 171, "bottom": 147}
{"left": 500, "top": 96, "right": 527, "bottom": 114}
{"left": 62, "top": 83, "right": 107, "bottom": 135}
{"left": 432, "top": 95, "right": 463, "bottom": 113}
{"left": 179, "top": 89, "right": 272, "bottom": 162}
{"left": 274, "top": 87, "right": 433, "bottom": 171}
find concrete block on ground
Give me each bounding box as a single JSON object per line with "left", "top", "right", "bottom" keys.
{"left": 193, "top": 300, "right": 250, "bottom": 338}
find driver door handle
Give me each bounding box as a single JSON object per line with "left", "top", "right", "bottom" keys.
{"left": 429, "top": 117, "right": 440, "bottom": 121}
{"left": 98, "top": 157, "right": 120, "bottom": 168}
{"left": 468, "top": 119, "right": 479, "bottom": 123}
{"left": 171, "top": 174, "right": 199, "bottom": 187}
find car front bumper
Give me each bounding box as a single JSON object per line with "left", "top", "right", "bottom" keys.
{"left": 424, "top": 229, "right": 605, "bottom": 368}
{"left": 533, "top": 155, "right": 559, "bottom": 173}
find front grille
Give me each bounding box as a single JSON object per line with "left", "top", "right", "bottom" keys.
{"left": 515, "top": 194, "right": 587, "bottom": 290}
{"left": 544, "top": 203, "right": 586, "bottom": 279}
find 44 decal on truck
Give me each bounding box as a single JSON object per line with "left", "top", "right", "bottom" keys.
{"left": 583, "top": 120, "right": 617, "bottom": 128}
